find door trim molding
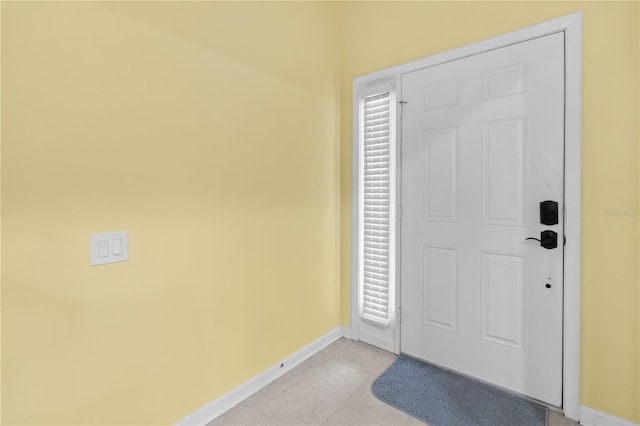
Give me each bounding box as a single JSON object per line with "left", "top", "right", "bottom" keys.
{"left": 351, "top": 12, "right": 582, "bottom": 421}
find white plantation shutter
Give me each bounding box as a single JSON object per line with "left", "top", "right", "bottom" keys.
{"left": 359, "top": 90, "right": 394, "bottom": 325}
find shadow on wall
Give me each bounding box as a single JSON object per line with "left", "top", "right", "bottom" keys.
{"left": 106, "top": 1, "right": 338, "bottom": 97}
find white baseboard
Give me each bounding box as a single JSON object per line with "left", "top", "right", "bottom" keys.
{"left": 340, "top": 325, "right": 352, "bottom": 339}
{"left": 175, "top": 326, "right": 352, "bottom": 426}
{"left": 580, "top": 406, "right": 639, "bottom": 426}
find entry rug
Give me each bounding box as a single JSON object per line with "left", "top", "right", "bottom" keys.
{"left": 372, "top": 355, "right": 547, "bottom": 426}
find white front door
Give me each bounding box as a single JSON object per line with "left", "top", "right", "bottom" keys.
{"left": 400, "top": 32, "right": 565, "bottom": 406}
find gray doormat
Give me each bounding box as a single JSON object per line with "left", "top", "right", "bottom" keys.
{"left": 372, "top": 355, "right": 547, "bottom": 426}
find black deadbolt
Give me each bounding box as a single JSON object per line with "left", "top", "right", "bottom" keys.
{"left": 540, "top": 200, "right": 559, "bottom": 225}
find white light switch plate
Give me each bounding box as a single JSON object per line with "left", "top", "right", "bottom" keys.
{"left": 90, "top": 231, "right": 128, "bottom": 266}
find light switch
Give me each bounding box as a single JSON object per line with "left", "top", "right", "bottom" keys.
{"left": 112, "top": 239, "right": 123, "bottom": 256}
{"left": 91, "top": 231, "right": 128, "bottom": 266}
{"left": 98, "top": 240, "right": 109, "bottom": 258}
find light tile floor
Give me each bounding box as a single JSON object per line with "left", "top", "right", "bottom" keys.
{"left": 209, "top": 338, "right": 579, "bottom": 426}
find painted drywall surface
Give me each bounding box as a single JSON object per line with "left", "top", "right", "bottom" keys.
{"left": 339, "top": 1, "right": 639, "bottom": 423}
{"left": 1, "top": 2, "right": 340, "bottom": 424}
{"left": 0, "top": 3, "right": 3, "bottom": 423}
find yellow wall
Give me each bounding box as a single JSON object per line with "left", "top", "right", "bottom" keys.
{"left": 1, "top": 2, "right": 340, "bottom": 424}
{"left": 338, "top": 1, "right": 639, "bottom": 423}
{"left": 2, "top": 1, "right": 639, "bottom": 425}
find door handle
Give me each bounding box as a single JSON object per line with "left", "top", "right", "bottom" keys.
{"left": 525, "top": 230, "right": 558, "bottom": 249}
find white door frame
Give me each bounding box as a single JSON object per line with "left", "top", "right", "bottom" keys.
{"left": 351, "top": 13, "right": 581, "bottom": 421}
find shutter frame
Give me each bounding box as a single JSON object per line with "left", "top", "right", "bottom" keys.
{"left": 358, "top": 83, "right": 396, "bottom": 327}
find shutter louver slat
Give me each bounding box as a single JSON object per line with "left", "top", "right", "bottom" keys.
{"left": 360, "top": 91, "right": 393, "bottom": 325}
